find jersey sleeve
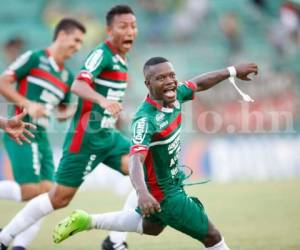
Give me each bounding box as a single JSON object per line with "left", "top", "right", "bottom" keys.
{"left": 130, "top": 116, "right": 156, "bottom": 157}
{"left": 177, "top": 81, "right": 197, "bottom": 103}
{"left": 75, "top": 48, "right": 108, "bottom": 86}
{"left": 4, "top": 50, "right": 38, "bottom": 81}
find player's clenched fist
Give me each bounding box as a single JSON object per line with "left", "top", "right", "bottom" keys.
{"left": 138, "top": 190, "right": 161, "bottom": 218}
{"left": 24, "top": 100, "right": 48, "bottom": 119}
{"left": 234, "top": 63, "right": 258, "bottom": 81}
{"left": 99, "top": 99, "right": 123, "bottom": 118}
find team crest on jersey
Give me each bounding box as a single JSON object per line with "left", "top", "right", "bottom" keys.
{"left": 112, "top": 56, "right": 118, "bottom": 63}
{"left": 132, "top": 117, "right": 148, "bottom": 144}
{"left": 85, "top": 49, "right": 103, "bottom": 72}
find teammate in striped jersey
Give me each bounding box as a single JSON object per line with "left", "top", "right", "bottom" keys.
{"left": 0, "top": 18, "right": 85, "bottom": 250}
{"left": 0, "top": 5, "right": 136, "bottom": 250}
{"left": 52, "top": 57, "right": 258, "bottom": 250}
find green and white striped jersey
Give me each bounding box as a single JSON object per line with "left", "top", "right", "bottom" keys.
{"left": 130, "top": 81, "right": 197, "bottom": 202}
{"left": 66, "top": 40, "right": 129, "bottom": 153}
{"left": 4, "top": 49, "right": 74, "bottom": 127}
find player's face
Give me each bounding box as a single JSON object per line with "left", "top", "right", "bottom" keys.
{"left": 146, "top": 62, "right": 178, "bottom": 106}
{"left": 107, "top": 13, "right": 137, "bottom": 55}
{"left": 59, "top": 29, "right": 84, "bottom": 59}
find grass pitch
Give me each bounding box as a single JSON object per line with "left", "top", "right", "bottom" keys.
{"left": 1, "top": 179, "right": 300, "bottom": 250}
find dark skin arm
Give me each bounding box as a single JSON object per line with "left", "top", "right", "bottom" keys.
{"left": 129, "top": 153, "right": 161, "bottom": 217}
{"left": 190, "top": 63, "right": 258, "bottom": 91}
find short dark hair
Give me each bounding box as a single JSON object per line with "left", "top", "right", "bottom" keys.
{"left": 106, "top": 5, "right": 134, "bottom": 26}
{"left": 53, "top": 18, "right": 86, "bottom": 41}
{"left": 143, "top": 57, "right": 169, "bottom": 76}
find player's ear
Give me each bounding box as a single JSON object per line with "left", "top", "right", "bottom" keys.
{"left": 106, "top": 25, "right": 112, "bottom": 37}
{"left": 144, "top": 79, "right": 150, "bottom": 88}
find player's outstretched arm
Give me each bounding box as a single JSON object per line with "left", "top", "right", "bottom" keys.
{"left": 71, "top": 79, "right": 122, "bottom": 117}
{"left": 189, "top": 63, "right": 258, "bottom": 92}
{"left": 129, "top": 153, "right": 161, "bottom": 217}
{"left": 0, "top": 110, "right": 36, "bottom": 145}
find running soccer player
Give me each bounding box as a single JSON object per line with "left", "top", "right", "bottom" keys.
{"left": 0, "top": 18, "right": 85, "bottom": 250}
{"left": 52, "top": 57, "right": 258, "bottom": 250}
{"left": 0, "top": 5, "right": 137, "bottom": 250}
{"left": 0, "top": 110, "right": 36, "bottom": 145}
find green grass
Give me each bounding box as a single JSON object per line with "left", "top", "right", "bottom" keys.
{"left": 1, "top": 179, "right": 300, "bottom": 249}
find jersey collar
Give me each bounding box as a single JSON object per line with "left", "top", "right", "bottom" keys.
{"left": 105, "top": 40, "right": 127, "bottom": 66}
{"left": 145, "top": 95, "right": 179, "bottom": 113}
{"left": 45, "top": 48, "right": 64, "bottom": 72}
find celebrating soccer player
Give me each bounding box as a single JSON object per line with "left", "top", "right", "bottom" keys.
{"left": 52, "top": 57, "right": 258, "bottom": 250}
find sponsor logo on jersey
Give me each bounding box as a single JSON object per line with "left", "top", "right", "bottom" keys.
{"left": 155, "top": 113, "right": 165, "bottom": 122}
{"left": 133, "top": 117, "right": 148, "bottom": 144}
{"left": 159, "top": 120, "right": 168, "bottom": 129}
{"left": 113, "top": 64, "right": 121, "bottom": 70}
{"left": 85, "top": 49, "right": 103, "bottom": 72}
{"left": 168, "top": 134, "right": 180, "bottom": 154}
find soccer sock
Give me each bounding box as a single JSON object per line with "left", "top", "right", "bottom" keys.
{"left": 205, "top": 238, "right": 230, "bottom": 250}
{"left": 91, "top": 210, "right": 143, "bottom": 234}
{"left": 0, "top": 193, "right": 53, "bottom": 246}
{"left": 0, "top": 181, "right": 21, "bottom": 201}
{"left": 109, "top": 190, "right": 137, "bottom": 244}
{"left": 12, "top": 219, "right": 43, "bottom": 248}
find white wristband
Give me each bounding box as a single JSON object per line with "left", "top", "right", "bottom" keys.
{"left": 227, "top": 66, "right": 237, "bottom": 77}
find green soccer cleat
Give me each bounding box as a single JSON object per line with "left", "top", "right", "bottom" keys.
{"left": 53, "top": 209, "right": 91, "bottom": 244}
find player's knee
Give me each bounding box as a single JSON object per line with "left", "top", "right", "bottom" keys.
{"left": 142, "top": 221, "right": 165, "bottom": 236}
{"left": 20, "top": 185, "right": 40, "bottom": 201}
{"left": 202, "top": 227, "right": 222, "bottom": 247}
{"left": 49, "top": 192, "right": 72, "bottom": 209}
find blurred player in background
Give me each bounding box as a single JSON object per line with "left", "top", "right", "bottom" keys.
{"left": 3, "top": 38, "right": 25, "bottom": 65}
{"left": 0, "top": 5, "right": 137, "bottom": 250}
{"left": 0, "top": 18, "right": 85, "bottom": 250}
{"left": 53, "top": 57, "right": 258, "bottom": 250}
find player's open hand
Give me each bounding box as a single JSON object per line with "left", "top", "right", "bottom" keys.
{"left": 235, "top": 63, "right": 258, "bottom": 81}
{"left": 4, "top": 110, "right": 37, "bottom": 145}
{"left": 99, "top": 99, "right": 123, "bottom": 118}
{"left": 25, "top": 100, "right": 48, "bottom": 119}
{"left": 138, "top": 190, "right": 161, "bottom": 218}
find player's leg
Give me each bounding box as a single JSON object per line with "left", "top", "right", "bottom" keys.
{"left": 164, "top": 193, "right": 229, "bottom": 249}
{"left": 0, "top": 135, "right": 42, "bottom": 201}
{"left": 0, "top": 148, "right": 92, "bottom": 248}
{"left": 0, "top": 184, "right": 78, "bottom": 248}
{"left": 201, "top": 220, "right": 229, "bottom": 250}
{"left": 53, "top": 208, "right": 167, "bottom": 243}
{"left": 11, "top": 136, "right": 56, "bottom": 250}
{"left": 101, "top": 132, "right": 137, "bottom": 249}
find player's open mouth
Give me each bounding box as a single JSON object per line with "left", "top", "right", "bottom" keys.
{"left": 123, "top": 40, "right": 133, "bottom": 49}
{"left": 163, "top": 87, "right": 177, "bottom": 99}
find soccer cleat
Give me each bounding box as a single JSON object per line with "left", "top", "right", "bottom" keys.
{"left": 101, "top": 236, "right": 128, "bottom": 250}
{"left": 12, "top": 247, "right": 26, "bottom": 250}
{"left": 0, "top": 243, "right": 8, "bottom": 250}
{"left": 53, "top": 210, "right": 91, "bottom": 244}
